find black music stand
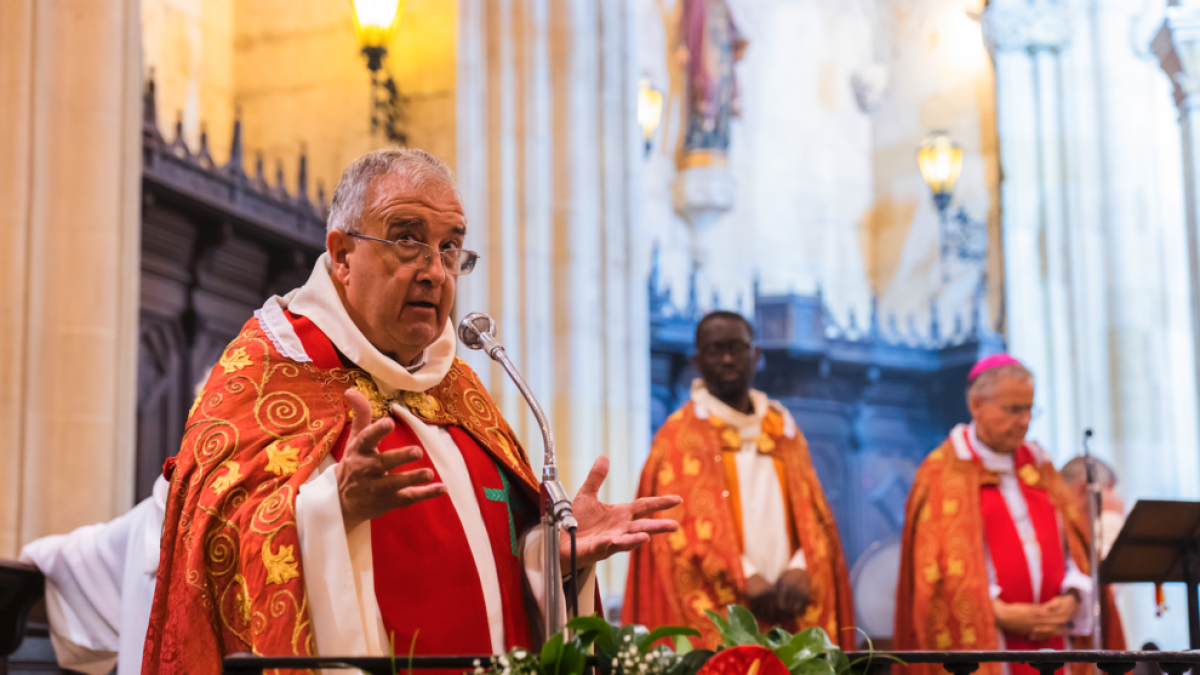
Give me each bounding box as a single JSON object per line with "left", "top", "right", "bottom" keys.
{"left": 1101, "top": 500, "right": 1200, "bottom": 649}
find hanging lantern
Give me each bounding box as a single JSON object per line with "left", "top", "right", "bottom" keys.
{"left": 351, "top": 0, "right": 405, "bottom": 71}
{"left": 637, "top": 77, "right": 664, "bottom": 157}
{"left": 917, "top": 131, "right": 964, "bottom": 214}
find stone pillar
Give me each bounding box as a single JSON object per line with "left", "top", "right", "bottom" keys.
{"left": 0, "top": 0, "right": 142, "bottom": 556}
{"left": 457, "top": 0, "right": 646, "bottom": 599}
{"left": 982, "top": 0, "right": 1082, "bottom": 459}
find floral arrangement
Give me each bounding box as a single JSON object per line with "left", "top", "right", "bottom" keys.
{"left": 470, "top": 605, "right": 867, "bottom": 675}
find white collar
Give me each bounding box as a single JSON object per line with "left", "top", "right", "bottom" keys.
{"left": 968, "top": 422, "right": 1016, "bottom": 473}
{"left": 283, "top": 253, "right": 457, "bottom": 394}
{"left": 691, "top": 379, "right": 768, "bottom": 437}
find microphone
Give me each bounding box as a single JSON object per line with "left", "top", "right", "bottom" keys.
{"left": 458, "top": 312, "right": 578, "bottom": 639}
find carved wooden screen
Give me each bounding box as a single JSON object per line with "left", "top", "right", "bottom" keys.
{"left": 135, "top": 80, "right": 326, "bottom": 503}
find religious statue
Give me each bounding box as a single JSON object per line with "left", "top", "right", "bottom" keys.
{"left": 679, "top": 0, "right": 748, "bottom": 167}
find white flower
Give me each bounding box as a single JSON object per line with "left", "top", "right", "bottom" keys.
{"left": 475, "top": 669, "right": 484, "bottom": 675}
{"left": 639, "top": 665, "right": 647, "bottom": 672}
{"left": 474, "top": 660, "right": 482, "bottom": 668}
{"left": 515, "top": 650, "right": 528, "bottom": 660}
{"left": 624, "top": 635, "right": 632, "bottom": 642}
{"left": 499, "top": 656, "right": 509, "bottom": 667}
{"left": 630, "top": 646, "right": 638, "bottom": 655}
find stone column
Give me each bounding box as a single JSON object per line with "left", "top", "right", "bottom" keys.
{"left": 0, "top": 0, "right": 142, "bottom": 556}
{"left": 982, "top": 0, "right": 1081, "bottom": 458}
{"left": 458, "top": 0, "right": 646, "bottom": 598}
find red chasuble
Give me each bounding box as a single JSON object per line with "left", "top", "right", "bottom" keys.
{"left": 143, "top": 313, "right": 541, "bottom": 675}
{"left": 967, "top": 433, "right": 1066, "bottom": 675}
{"left": 894, "top": 430, "right": 1126, "bottom": 675}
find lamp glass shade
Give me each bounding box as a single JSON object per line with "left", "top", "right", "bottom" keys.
{"left": 637, "top": 78, "right": 664, "bottom": 144}
{"left": 917, "top": 131, "right": 964, "bottom": 197}
{"left": 351, "top": 0, "right": 405, "bottom": 50}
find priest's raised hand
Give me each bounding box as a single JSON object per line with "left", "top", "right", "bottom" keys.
{"left": 564, "top": 455, "right": 682, "bottom": 568}
{"left": 336, "top": 387, "right": 448, "bottom": 527}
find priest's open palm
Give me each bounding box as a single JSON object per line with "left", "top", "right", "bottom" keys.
{"left": 563, "top": 455, "right": 682, "bottom": 569}
{"left": 336, "top": 388, "right": 448, "bottom": 529}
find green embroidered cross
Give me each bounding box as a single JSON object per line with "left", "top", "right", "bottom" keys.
{"left": 485, "top": 462, "right": 529, "bottom": 556}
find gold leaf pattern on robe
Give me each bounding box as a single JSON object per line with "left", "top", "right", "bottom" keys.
{"left": 1019, "top": 463, "right": 1041, "bottom": 487}
{"left": 682, "top": 455, "right": 701, "bottom": 476}
{"left": 658, "top": 462, "right": 675, "bottom": 487}
{"left": 756, "top": 433, "right": 776, "bottom": 453}
{"left": 189, "top": 390, "right": 204, "bottom": 419}
{"left": 403, "top": 390, "right": 442, "bottom": 420}
{"left": 353, "top": 376, "right": 389, "bottom": 419}
{"left": 265, "top": 442, "right": 300, "bottom": 476}
{"left": 219, "top": 346, "right": 253, "bottom": 374}
{"left": 262, "top": 540, "right": 300, "bottom": 585}
{"left": 211, "top": 461, "right": 242, "bottom": 495}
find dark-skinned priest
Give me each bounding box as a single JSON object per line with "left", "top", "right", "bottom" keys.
{"left": 142, "top": 148, "right": 682, "bottom": 674}
{"left": 622, "top": 311, "right": 855, "bottom": 649}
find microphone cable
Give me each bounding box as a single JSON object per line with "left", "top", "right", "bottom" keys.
{"left": 568, "top": 526, "right": 579, "bottom": 621}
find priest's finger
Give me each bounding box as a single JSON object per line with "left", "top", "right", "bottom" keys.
{"left": 390, "top": 483, "right": 448, "bottom": 509}
{"left": 576, "top": 455, "right": 610, "bottom": 498}
{"left": 624, "top": 518, "right": 680, "bottom": 535}
{"left": 631, "top": 494, "right": 683, "bottom": 518}
{"left": 344, "top": 388, "right": 374, "bottom": 435}
{"left": 379, "top": 467, "right": 437, "bottom": 492}
{"left": 376, "top": 445, "right": 424, "bottom": 473}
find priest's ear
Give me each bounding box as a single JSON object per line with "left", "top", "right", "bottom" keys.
{"left": 327, "top": 229, "right": 355, "bottom": 283}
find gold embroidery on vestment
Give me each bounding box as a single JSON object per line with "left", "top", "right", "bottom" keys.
{"left": 948, "top": 558, "right": 965, "bottom": 576}
{"left": 403, "top": 390, "right": 441, "bottom": 420}
{"left": 265, "top": 442, "right": 300, "bottom": 476}
{"left": 190, "top": 390, "right": 204, "bottom": 418}
{"left": 683, "top": 455, "right": 701, "bottom": 476}
{"left": 1019, "top": 464, "right": 1041, "bottom": 487}
{"left": 219, "top": 346, "right": 253, "bottom": 374}
{"left": 352, "top": 376, "right": 389, "bottom": 419}
{"left": 669, "top": 528, "right": 688, "bottom": 551}
{"left": 924, "top": 561, "right": 940, "bottom": 583}
{"left": 935, "top": 630, "right": 952, "bottom": 649}
{"left": 696, "top": 519, "right": 714, "bottom": 540}
{"left": 658, "top": 462, "right": 676, "bottom": 487}
{"left": 211, "top": 461, "right": 242, "bottom": 495}
{"left": 262, "top": 540, "right": 300, "bottom": 585}
{"left": 721, "top": 427, "right": 742, "bottom": 449}
{"left": 756, "top": 433, "right": 776, "bottom": 453}
{"left": 961, "top": 625, "right": 977, "bottom": 645}
{"left": 942, "top": 498, "right": 959, "bottom": 515}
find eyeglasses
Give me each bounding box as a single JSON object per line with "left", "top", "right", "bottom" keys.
{"left": 698, "top": 340, "right": 755, "bottom": 360}
{"left": 996, "top": 403, "right": 1043, "bottom": 420}
{"left": 348, "top": 233, "right": 480, "bottom": 276}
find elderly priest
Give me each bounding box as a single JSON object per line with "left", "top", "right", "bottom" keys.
{"left": 894, "top": 355, "right": 1123, "bottom": 675}
{"left": 142, "top": 148, "right": 682, "bottom": 674}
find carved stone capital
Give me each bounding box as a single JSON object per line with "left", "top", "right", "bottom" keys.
{"left": 1168, "top": 1, "right": 1200, "bottom": 98}
{"left": 672, "top": 164, "right": 736, "bottom": 230}
{"left": 981, "top": 0, "right": 1073, "bottom": 53}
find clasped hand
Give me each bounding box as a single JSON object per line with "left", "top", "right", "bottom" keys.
{"left": 747, "top": 569, "right": 812, "bottom": 625}
{"left": 335, "top": 388, "right": 683, "bottom": 566}
{"left": 993, "top": 592, "right": 1079, "bottom": 641}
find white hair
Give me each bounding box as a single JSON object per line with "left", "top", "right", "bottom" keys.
{"left": 966, "top": 362, "right": 1034, "bottom": 401}
{"left": 326, "top": 147, "right": 457, "bottom": 233}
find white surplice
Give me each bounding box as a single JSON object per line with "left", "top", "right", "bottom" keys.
{"left": 20, "top": 475, "right": 169, "bottom": 675}
{"left": 689, "top": 380, "right": 806, "bottom": 584}
{"left": 260, "top": 254, "right": 594, "bottom": 661}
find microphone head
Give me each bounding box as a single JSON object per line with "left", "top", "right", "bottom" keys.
{"left": 1084, "top": 428, "right": 1094, "bottom": 438}
{"left": 458, "top": 312, "right": 497, "bottom": 351}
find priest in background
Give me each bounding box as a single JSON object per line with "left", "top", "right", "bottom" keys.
{"left": 622, "top": 311, "right": 855, "bottom": 649}
{"left": 142, "top": 148, "right": 682, "bottom": 674}
{"left": 894, "top": 355, "right": 1123, "bottom": 675}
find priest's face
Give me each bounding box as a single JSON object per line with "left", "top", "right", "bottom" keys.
{"left": 969, "top": 375, "right": 1035, "bottom": 454}
{"left": 693, "top": 317, "right": 759, "bottom": 404}
{"left": 327, "top": 172, "right": 465, "bottom": 364}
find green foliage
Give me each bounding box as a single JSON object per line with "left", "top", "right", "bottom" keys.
{"left": 706, "top": 606, "right": 854, "bottom": 675}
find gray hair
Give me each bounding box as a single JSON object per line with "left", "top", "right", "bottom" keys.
{"left": 966, "top": 362, "right": 1034, "bottom": 401}
{"left": 1061, "top": 455, "right": 1116, "bottom": 487}
{"left": 326, "top": 148, "right": 457, "bottom": 233}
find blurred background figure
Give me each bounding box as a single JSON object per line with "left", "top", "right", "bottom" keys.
{"left": 1061, "top": 456, "right": 1125, "bottom": 560}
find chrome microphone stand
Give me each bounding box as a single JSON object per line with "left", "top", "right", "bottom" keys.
{"left": 1083, "top": 429, "right": 1102, "bottom": 650}
{"left": 458, "top": 312, "right": 577, "bottom": 645}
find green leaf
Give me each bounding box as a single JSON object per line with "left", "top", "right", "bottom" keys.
{"left": 726, "top": 605, "right": 760, "bottom": 639}
{"left": 541, "top": 633, "right": 564, "bottom": 675}
{"left": 641, "top": 626, "right": 702, "bottom": 652}
{"left": 703, "top": 609, "right": 758, "bottom": 647}
{"left": 788, "top": 628, "right": 829, "bottom": 656}
{"left": 672, "top": 634, "right": 695, "bottom": 656}
{"left": 762, "top": 628, "right": 792, "bottom": 650}
{"left": 826, "top": 649, "right": 849, "bottom": 675}
{"left": 676, "top": 650, "right": 715, "bottom": 675}
{"left": 790, "top": 657, "right": 837, "bottom": 675}
{"left": 557, "top": 638, "right": 589, "bottom": 675}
